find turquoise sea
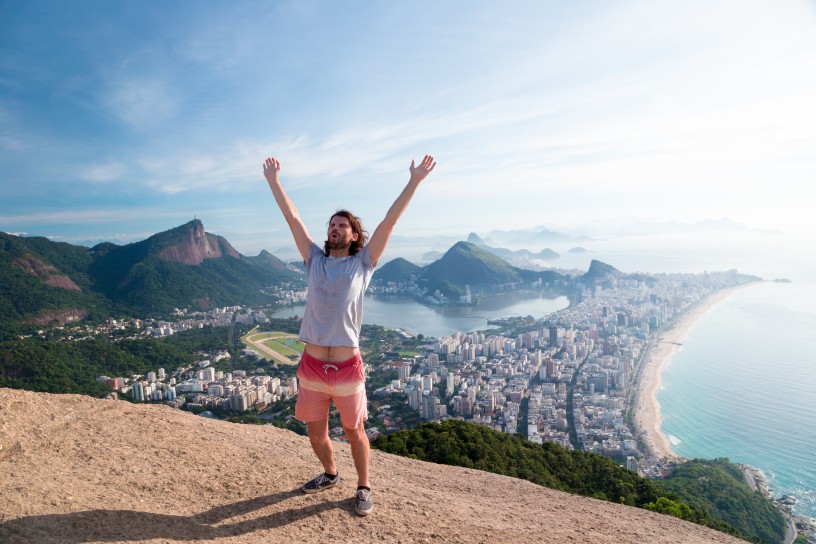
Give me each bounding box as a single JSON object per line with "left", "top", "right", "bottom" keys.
{"left": 659, "top": 280, "right": 816, "bottom": 520}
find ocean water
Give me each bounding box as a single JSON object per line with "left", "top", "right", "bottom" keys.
{"left": 659, "top": 280, "right": 816, "bottom": 520}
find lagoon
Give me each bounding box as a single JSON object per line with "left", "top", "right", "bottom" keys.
{"left": 270, "top": 291, "right": 570, "bottom": 338}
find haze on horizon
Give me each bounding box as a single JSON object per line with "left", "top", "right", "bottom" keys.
{"left": 1, "top": 1, "right": 815, "bottom": 264}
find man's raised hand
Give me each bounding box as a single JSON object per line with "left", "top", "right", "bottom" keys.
{"left": 409, "top": 155, "right": 436, "bottom": 182}
{"left": 263, "top": 157, "right": 281, "bottom": 184}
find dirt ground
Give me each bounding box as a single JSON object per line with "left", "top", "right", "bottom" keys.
{"left": 0, "top": 388, "right": 746, "bottom": 544}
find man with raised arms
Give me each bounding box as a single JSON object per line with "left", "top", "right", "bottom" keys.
{"left": 263, "top": 154, "right": 436, "bottom": 516}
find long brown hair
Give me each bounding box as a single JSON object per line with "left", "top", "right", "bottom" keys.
{"left": 324, "top": 210, "right": 367, "bottom": 255}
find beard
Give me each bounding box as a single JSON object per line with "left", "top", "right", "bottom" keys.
{"left": 325, "top": 231, "right": 353, "bottom": 252}
{"left": 326, "top": 238, "right": 351, "bottom": 251}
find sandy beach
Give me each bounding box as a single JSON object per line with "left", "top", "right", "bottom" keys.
{"left": 634, "top": 286, "right": 747, "bottom": 462}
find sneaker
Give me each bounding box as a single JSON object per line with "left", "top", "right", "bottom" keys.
{"left": 301, "top": 473, "right": 340, "bottom": 494}
{"left": 354, "top": 488, "right": 373, "bottom": 516}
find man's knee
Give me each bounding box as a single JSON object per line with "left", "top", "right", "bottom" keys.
{"left": 343, "top": 424, "right": 368, "bottom": 444}
{"left": 307, "top": 420, "right": 330, "bottom": 438}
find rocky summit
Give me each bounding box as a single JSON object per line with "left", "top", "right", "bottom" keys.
{"left": 0, "top": 388, "right": 744, "bottom": 544}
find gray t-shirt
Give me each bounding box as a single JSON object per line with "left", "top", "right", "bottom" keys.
{"left": 298, "top": 242, "right": 377, "bottom": 347}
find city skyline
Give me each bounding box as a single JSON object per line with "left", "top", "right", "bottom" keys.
{"left": 2, "top": 1, "right": 815, "bottom": 258}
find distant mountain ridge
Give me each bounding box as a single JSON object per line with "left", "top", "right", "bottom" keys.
{"left": 478, "top": 227, "right": 573, "bottom": 246}
{"left": 374, "top": 241, "right": 567, "bottom": 299}
{"left": 423, "top": 241, "right": 523, "bottom": 291}
{"left": 2, "top": 221, "right": 626, "bottom": 330}
{"left": 466, "top": 233, "right": 560, "bottom": 263}
{"left": 0, "top": 220, "right": 304, "bottom": 329}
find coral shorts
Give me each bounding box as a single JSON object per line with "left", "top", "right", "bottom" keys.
{"left": 295, "top": 351, "right": 368, "bottom": 429}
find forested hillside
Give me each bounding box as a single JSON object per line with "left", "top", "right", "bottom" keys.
{"left": 373, "top": 420, "right": 785, "bottom": 543}
{"left": 656, "top": 459, "right": 786, "bottom": 544}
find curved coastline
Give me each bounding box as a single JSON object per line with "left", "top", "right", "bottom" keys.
{"left": 634, "top": 285, "right": 748, "bottom": 462}
{"left": 634, "top": 282, "right": 808, "bottom": 543}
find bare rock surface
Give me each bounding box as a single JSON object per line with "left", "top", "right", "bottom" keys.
{"left": 0, "top": 388, "right": 745, "bottom": 544}
{"left": 12, "top": 255, "right": 82, "bottom": 291}
{"left": 158, "top": 222, "right": 240, "bottom": 265}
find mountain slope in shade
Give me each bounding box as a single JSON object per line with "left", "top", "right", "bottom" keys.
{"left": 89, "top": 219, "right": 239, "bottom": 292}
{"left": 0, "top": 388, "right": 745, "bottom": 544}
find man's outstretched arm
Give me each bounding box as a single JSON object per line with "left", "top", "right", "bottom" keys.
{"left": 263, "top": 157, "right": 312, "bottom": 262}
{"left": 367, "top": 155, "right": 436, "bottom": 265}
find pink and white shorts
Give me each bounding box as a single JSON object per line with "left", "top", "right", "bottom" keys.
{"left": 295, "top": 351, "right": 368, "bottom": 429}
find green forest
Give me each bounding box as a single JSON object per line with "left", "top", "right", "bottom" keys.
{"left": 0, "top": 337, "right": 193, "bottom": 396}
{"left": 0, "top": 322, "right": 261, "bottom": 397}
{"left": 659, "top": 459, "right": 786, "bottom": 544}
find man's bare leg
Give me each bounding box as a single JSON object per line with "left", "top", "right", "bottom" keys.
{"left": 343, "top": 424, "right": 370, "bottom": 487}
{"left": 306, "top": 420, "right": 337, "bottom": 475}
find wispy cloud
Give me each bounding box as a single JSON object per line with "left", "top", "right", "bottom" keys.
{"left": 100, "top": 76, "right": 180, "bottom": 129}
{"left": 0, "top": 208, "right": 184, "bottom": 226}
{"left": 79, "top": 161, "right": 127, "bottom": 183}
{"left": 0, "top": 102, "right": 30, "bottom": 151}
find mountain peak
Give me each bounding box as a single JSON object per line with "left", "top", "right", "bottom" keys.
{"left": 248, "top": 249, "right": 289, "bottom": 271}
{"left": 0, "top": 388, "right": 744, "bottom": 544}
{"left": 155, "top": 220, "right": 240, "bottom": 265}
{"left": 581, "top": 259, "right": 626, "bottom": 284}
{"left": 585, "top": 259, "right": 622, "bottom": 278}
{"left": 419, "top": 241, "right": 524, "bottom": 297}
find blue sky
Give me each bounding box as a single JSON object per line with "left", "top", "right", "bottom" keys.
{"left": 2, "top": 0, "right": 815, "bottom": 262}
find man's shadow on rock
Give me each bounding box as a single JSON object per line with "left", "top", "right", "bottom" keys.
{"left": 0, "top": 488, "right": 351, "bottom": 543}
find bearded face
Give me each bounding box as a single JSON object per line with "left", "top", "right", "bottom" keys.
{"left": 326, "top": 215, "right": 359, "bottom": 253}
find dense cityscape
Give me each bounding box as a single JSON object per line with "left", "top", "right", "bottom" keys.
{"left": 99, "top": 269, "right": 748, "bottom": 477}
{"left": 372, "top": 269, "right": 750, "bottom": 477}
